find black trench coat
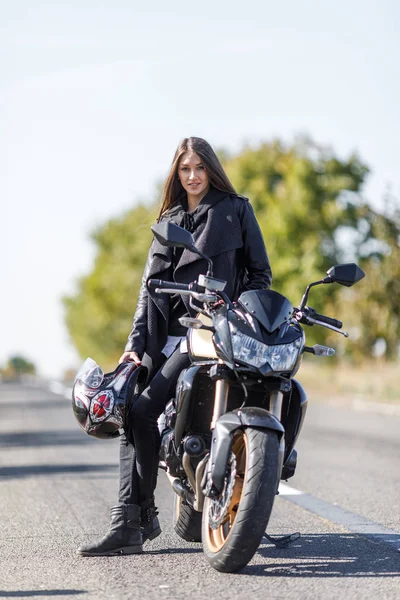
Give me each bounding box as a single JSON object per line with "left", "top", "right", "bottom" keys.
{"left": 124, "top": 188, "right": 272, "bottom": 376}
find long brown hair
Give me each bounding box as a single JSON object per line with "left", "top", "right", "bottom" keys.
{"left": 158, "top": 137, "right": 236, "bottom": 221}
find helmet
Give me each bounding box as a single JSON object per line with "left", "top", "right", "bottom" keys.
{"left": 72, "top": 357, "right": 147, "bottom": 439}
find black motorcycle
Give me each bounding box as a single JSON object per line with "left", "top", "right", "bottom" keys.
{"left": 149, "top": 221, "right": 365, "bottom": 573}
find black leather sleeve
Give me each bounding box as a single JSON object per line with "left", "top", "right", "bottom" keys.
{"left": 236, "top": 198, "right": 272, "bottom": 290}
{"left": 124, "top": 246, "right": 152, "bottom": 355}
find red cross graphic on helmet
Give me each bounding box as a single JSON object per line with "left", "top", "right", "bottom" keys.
{"left": 90, "top": 389, "right": 114, "bottom": 423}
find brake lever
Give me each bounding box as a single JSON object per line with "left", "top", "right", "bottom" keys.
{"left": 304, "top": 315, "right": 349, "bottom": 337}
{"left": 154, "top": 288, "right": 216, "bottom": 303}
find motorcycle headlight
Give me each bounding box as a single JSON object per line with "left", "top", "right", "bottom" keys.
{"left": 230, "top": 326, "right": 303, "bottom": 371}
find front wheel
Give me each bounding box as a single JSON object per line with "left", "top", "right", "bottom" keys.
{"left": 202, "top": 428, "right": 280, "bottom": 572}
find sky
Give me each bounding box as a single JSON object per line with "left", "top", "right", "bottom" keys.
{"left": 1, "top": 0, "right": 399, "bottom": 379}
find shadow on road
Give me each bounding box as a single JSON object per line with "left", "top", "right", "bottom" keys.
{"left": 0, "top": 430, "right": 98, "bottom": 448}
{"left": 0, "top": 464, "right": 117, "bottom": 479}
{"left": 243, "top": 533, "right": 400, "bottom": 577}
{"left": 0, "top": 591, "right": 86, "bottom": 597}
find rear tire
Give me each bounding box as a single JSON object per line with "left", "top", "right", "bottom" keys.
{"left": 173, "top": 495, "right": 202, "bottom": 543}
{"left": 202, "top": 428, "right": 280, "bottom": 572}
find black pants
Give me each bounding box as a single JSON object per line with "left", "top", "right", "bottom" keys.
{"left": 118, "top": 347, "right": 190, "bottom": 506}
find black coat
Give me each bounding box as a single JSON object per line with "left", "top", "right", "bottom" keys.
{"left": 124, "top": 187, "right": 272, "bottom": 375}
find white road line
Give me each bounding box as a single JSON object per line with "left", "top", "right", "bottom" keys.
{"left": 279, "top": 482, "right": 400, "bottom": 553}
{"left": 278, "top": 483, "right": 304, "bottom": 496}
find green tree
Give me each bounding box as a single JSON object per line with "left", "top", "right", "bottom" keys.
{"left": 224, "top": 138, "right": 400, "bottom": 358}
{"left": 3, "top": 355, "right": 37, "bottom": 378}
{"left": 339, "top": 192, "right": 400, "bottom": 360}
{"left": 224, "top": 138, "right": 368, "bottom": 297}
{"left": 64, "top": 137, "right": 399, "bottom": 364}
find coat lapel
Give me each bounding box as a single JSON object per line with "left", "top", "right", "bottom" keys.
{"left": 145, "top": 202, "right": 188, "bottom": 321}
{"left": 175, "top": 196, "right": 243, "bottom": 273}
{"left": 145, "top": 240, "right": 172, "bottom": 321}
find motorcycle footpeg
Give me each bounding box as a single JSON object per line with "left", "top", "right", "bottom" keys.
{"left": 263, "top": 532, "right": 301, "bottom": 548}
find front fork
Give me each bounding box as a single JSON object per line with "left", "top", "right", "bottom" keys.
{"left": 189, "top": 378, "right": 286, "bottom": 510}
{"left": 211, "top": 381, "right": 285, "bottom": 422}
{"left": 210, "top": 378, "right": 229, "bottom": 429}
{"left": 206, "top": 380, "right": 286, "bottom": 495}
{"left": 269, "top": 390, "right": 286, "bottom": 487}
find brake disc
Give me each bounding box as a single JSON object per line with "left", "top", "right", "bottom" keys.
{"left": 208, "top": 453, "right": 237, "bottom": 530}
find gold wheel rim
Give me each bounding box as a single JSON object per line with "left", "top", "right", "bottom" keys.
{"left": 204, "top": 430, "right": 247, "bottom": 552}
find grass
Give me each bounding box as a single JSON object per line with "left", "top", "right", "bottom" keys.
{"left": 296, "top": 359, "right": 400, "bottom": 405}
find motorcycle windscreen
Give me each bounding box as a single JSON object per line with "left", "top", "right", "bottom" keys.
{"left": 238, "top": 289, "right": 293, "bottom": 333}
{"left": 74, "top": 357, "right": 104, "bottom": 388}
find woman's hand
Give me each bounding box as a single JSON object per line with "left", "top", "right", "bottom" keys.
{"left": 119, "top": 351, "right": 142, "bottom": 365}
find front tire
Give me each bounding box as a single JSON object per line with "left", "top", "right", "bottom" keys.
{"left": 202, "top": 428, "right": 280, "bottom": 572}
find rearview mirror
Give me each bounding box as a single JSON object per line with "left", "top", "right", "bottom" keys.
{"left": 299, "top": 262, "right": 365, "bottom": 310}
{"left": 151, "top": 222, "right": 194, "bottom": 249}
{"left": 326, "top": 263, "right": 365, "bottom": 287}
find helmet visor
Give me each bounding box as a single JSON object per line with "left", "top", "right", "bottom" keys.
{"left": 75, "top": 357, "right": 104, "bottom": 388}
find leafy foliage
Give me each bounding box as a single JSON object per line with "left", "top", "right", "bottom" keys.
{"left": 224, "top": 138, "right": 367, "bottom": 296}
{"left": 64, "top": 138, "right": 400, "bottom": 366}
{"left": 0, "top": 355, "right": 37, "bottom": 379}
{"left": 338, "top": 193, "right": 400, "bottom": 360}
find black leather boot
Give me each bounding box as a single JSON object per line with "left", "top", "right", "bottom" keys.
{"left": 140, "top": 498, "right": 161, "bottom": 543}
{"left": 77, "top": 504, "right": 143, "bottom": 556}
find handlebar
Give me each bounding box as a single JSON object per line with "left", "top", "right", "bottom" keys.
{"left": 298, "top": 307, "right": 343, "bottom": 329}
{"left": 309, "top": 309, "right": 343, "bottom": 330}
{"left": 147, "top": 278, "right": 231, "bottom": 312}
{"left": 294, "top": 306, "right": 347, "bottom": 336}
{"left": 147, "top": 279, "right": 192, "bottom": 292}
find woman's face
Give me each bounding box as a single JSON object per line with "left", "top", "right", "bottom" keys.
{"left": 178, "top": 151, "right": 210, "bottom": 200}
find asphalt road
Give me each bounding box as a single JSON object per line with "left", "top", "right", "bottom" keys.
{"left": 0, "top": 382, "right": 399, "bottom": 600}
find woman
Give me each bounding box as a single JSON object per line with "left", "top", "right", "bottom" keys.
{"left": 77, "top": 137, "right": 272, "bottom": 556}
